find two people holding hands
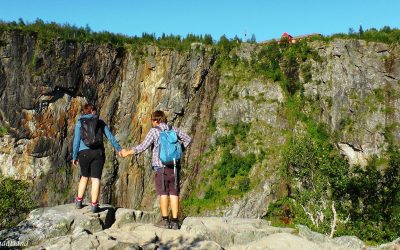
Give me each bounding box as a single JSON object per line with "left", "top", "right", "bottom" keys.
{"left": 72, "top": 105, "right": 191, "bottom": 230}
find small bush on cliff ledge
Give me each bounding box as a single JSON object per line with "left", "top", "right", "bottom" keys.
{"left": 0, "top": 176, "right": 36, "bottom": 229}
{"left": 0, "top": 126, "right": 7, "bottom": 137}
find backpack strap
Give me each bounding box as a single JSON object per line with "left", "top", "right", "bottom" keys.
{"left": 155, "top": 124, "right": 172, "bottom": 131}
{"left": 155, "top": 126, "right": 166, "bottom": 191}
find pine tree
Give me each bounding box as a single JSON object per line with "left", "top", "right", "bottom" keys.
{"left": 359, "top": 25, "right": 364, "bottom": 36}
{"left": 250, "top": 34, "right": 256, "bottom": 43}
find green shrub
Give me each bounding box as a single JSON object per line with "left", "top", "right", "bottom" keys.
{"left": 338, "top": 151, "right": 400, "bottom": 243}
{"left": 0, "top": 176, "right": 36, "bottom": 229}
{"left": 183, "top": 122, "right": 257, "bottom": 215}
{"left": 301, "top": 63, "right": 312, "bottom": 83}
{"left": 216, "top": 149, "right": 256, "bottom": 181}
{"left": 208, "top": 117, "right": 217, "bottom": 133}
{"left": 0, "top": 126, "right": 7, "bottom": 137}
{"left": 268, "top": 131, "right": 400, "bottom": 244}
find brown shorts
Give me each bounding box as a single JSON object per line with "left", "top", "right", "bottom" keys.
{"left": 155, "top": 167, "right": 180, "bottom": 196}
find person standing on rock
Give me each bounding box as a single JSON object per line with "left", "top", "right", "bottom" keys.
{"left": 121, "top": 110, "right": 191, "bottom": 230}
{"left": 72, "top": 103, "right": 123, "bottom": 213}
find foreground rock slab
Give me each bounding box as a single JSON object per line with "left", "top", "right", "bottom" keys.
{"left": 0, "top": 203, "right": 115, "bottom": 246}
{"left": 1, "top": 204, "right": 399, "bottom": 250}
{"left": 181, "top": 217, "right": 296, "bottom": 247}
{"left": 28, "top": 223, "right": 223, "bottom": 250}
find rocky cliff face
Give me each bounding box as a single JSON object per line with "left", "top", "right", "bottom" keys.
{"left": 0, "top": 30, "right": 217, "bottom": 210}
{"left": 0, "top": 30, "right": 399, "bottom": 218}
{"left": 305, "top": 39, "right": 400, "bottom": 166}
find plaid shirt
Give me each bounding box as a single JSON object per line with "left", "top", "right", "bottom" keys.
{"left": 133, "top": 123, "right": 192, "bottom": 169}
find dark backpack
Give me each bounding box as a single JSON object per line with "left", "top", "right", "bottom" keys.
{"left": 79, "top": 115, "right": 103, "bottom": 148}
{"left": 157, "top": 125, "right": 182, "bottom": 166}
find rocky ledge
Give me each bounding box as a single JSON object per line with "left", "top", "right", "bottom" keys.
{"left": 0, "top": 204, "right": 398, "bottom": 250}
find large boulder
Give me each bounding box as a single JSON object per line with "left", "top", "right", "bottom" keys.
{"left": 112, "top": 207, "right": 160, "bottom": 228}
{"left": 28, "top": 221, "right": 223, "bottom": 250}
{"left": 181, "top": 217, "right": 296, "bottom": 247}
{"left": 297, "top": 225, "right": 365, "bottom": 250}
{"left": 0, "top": 203, "right": 115, "bottom": 246}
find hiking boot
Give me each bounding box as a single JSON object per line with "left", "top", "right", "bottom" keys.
{"left": 170, "top": 221, "right": 180, "bottom": 230}
{"left": 91, "top": 203, "right": 100, "bottom": 213}
{"left": 154, "top": 218, "right": 170, "bottom": 229}
{"left": 75, "top": 199, "right": 83, "bottom": 209}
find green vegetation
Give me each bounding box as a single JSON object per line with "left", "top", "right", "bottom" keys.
{"left": 264, "top": 75, "right": 399, "bottom": 244}
{"left": 213, "top": 35, "right": 243, "bottom": 71}
{"left": 183, "top": 122, "right": 260, "bottom": 214}
{"left": 0, "top": 19, "right": 214, "bottom": 50}
{"left": 300, "top": 63, "right": 313, "bottom": 83}
{"left": 340, "top": 153, "right": 400, "bottom": 243}
{"left": 1, "top": 20, "right": 398, "bottom": 55}
{"left": 266, "top": 120, "right": 400, "bottom": 244}
{"left": 207, "top": 117, "right": 217, "bottom": 134}
{"left": 314, "top": 26, "right": 400, "bottom": 44}
{"left": 0, "top": 176, "right": 36, "bottom": 229}
{"left": 215, "top": 37, "right": 320, "bottom": 98}
{"left": 0, "top": 126, "right": 7, "bottom": 137}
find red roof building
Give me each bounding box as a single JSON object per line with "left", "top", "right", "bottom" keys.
{"left": 281, "top": 32, "right": 295, "bottom": 43}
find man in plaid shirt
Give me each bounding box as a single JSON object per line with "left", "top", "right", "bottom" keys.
{"left": 121, "top": 110, "right": 191, "bottom": 230}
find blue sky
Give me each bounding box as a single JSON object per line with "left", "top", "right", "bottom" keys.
{"left": 1, "top": 0, "right": 399, "bottom": 42}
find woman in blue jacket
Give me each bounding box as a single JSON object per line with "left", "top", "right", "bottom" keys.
{"left": 72, "top": 103, "right": 122, "bottom": 212}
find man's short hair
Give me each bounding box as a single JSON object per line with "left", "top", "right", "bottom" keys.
{"left": 151, "top": 110, "right": 167, "bottom": 123}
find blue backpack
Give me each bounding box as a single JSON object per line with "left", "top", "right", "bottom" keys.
{"left": 157, "top": 126, "right": 182, "bottom": 166}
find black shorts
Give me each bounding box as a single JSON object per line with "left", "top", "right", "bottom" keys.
{"left": 78, "top": 148, "right": 105, "bottom": 179}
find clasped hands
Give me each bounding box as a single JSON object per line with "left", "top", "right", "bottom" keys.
{"left": 72, "top": 148, "right": 134, "bottom": 166}
{"left": 118, "top": 148, "right": 135, "bottom": 158}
